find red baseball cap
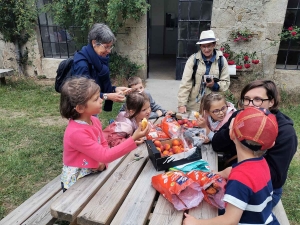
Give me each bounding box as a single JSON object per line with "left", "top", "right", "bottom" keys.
{"left": 232, "top": 107, "right": 278, "bottom": 151}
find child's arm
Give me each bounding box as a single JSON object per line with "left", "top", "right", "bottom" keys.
{"left": 183, "top": 203, "right": 242, "bottom": 225}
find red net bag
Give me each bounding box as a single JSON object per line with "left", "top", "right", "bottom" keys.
{"left": 151, "top": 171, "right": 204, "bottom": 211}
{"left": 161, "top": 116, "right": 181, "bottom": 138}
{"left": 187, "top": 170, "right": 226, "bottom": 209}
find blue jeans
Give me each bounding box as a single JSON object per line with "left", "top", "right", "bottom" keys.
{"left": 272, "top": 187, "right": 282, "bottom": 207}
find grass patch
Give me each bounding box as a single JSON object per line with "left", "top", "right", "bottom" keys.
{"left": 0, "top": 76, "right": 299, "bottom": 224}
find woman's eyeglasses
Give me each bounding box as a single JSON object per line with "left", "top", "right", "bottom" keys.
{"left": 98, "top": 43, "right": 114, "bottom": 51}
{"left": 211, "top": 105, "right": 228, "bottom": 115}
{"left": 241, "top": 97, "right": 270, "bottom": 107}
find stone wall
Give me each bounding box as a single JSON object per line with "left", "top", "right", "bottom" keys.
{"left": 116, "top": 16, "right": 148, "bottom": 79}
{"left": 211, "top": 0, "right": 289, "bottom": 79}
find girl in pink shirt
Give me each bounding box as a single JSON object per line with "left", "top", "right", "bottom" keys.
{"left": 60, "top": 77, "right": 150, "bottom": 191}
{"left": 103, "top": 92, "right": 152, "bottom": 147}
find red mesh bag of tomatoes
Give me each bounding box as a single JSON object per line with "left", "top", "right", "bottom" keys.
{"left": 161, "top": 116, "right": 181, "bottom": 138}
{"left": 146, "top": 124, "right": 169, "bottom": 141}
{"left": 187, "top": 170, "right": 226, "bottom": 209}
{"left": 151, "top": 171, "right": 204, "bottom": 211}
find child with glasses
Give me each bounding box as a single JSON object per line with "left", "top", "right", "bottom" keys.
{"left": 197, "top": 93, "right": 236, "bottom": 143}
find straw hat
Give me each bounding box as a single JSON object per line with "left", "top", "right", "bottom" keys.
{"left": 196, "top": 30, "right": 219, "bottom": 45}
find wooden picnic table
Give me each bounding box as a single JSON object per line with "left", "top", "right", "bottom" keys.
{"left": 50, "top": 118, "right": 218, "bottom": 225}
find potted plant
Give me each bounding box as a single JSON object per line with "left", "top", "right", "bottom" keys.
{"left": 279, "top": 26, "right": 300, "bottom": 41}
{"left": 230, "top": 28, "right": 253, "bottom": 42}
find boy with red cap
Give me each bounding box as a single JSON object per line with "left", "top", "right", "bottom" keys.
{"left": 183, "top": 107, "right": 280, "bottom": 225}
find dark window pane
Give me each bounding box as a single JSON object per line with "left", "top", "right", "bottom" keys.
{"left": 190, "top": 22, "right": 200, "bottom": 40}
{"left": 178, "top": 40, "right": 187, "bottom": 57}
{"left": 179, "top": 2, "right": 189, "bottom": 20}
{"left": 178, "top": 22, "right": 188, "bottom": 39}
{"left": 287, "top": 0, "right": 300, "bottom": 8}
{"left": 200, "top": 1, "right": 213, "bottom": 20}
{"left": 190, "top": 2, "right": 202, "bottom": 20}
{"left": 284, "top": 10, "right": 297, "bottom": 28}
{"left": 187, "top": 41, "right": 198, "bottom": 56}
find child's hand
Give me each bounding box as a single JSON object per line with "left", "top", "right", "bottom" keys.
{"left": 135, "top": 137, "right": 145, "bottom": 145}
{"left": 132, "top": 121, "right": 151, "bottom": 142}
{"left": 183, "top": 213, "right": 200, "bottom": 225}
{"left": 197, "top": 116, "right": 207, "bottom": 128}
{"left": 165, "top": 110, "right": 173, "bottom": 116}
{"left": 216, "top": 166, "right": 232, "bottom": 179}
{"left": 97, "top": 163, "right": 106, "bottom": 171}
{"left": 156, "top": 110, "right": 163, "bottom": 117}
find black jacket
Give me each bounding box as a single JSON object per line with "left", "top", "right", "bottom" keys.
{"left": 212, "top": 110, "right": 298, "bottom": 189}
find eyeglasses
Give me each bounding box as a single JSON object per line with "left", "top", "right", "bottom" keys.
{"left": 242, "top": 97, "right": 270, "bottom": 107}
{"left": 211, "top": 105, "right": 228, "bottom": 115}
{"left": 99, "top": 43, "right": 114, "bottom": 51}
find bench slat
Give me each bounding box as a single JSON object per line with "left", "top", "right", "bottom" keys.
{"left": 110, "top": 160, "right": 161, "bottom": 225}
{"left": 50, "top": 157, "right": 124, "bottom": 222}
{"left": 0, "top": 175, "right": 61, "bottom": 225}
{"left": 77, "top": 145, "right": 151, "bottom": 225}
{"left": 149, "top": 195, "right": 184, "bottom": 225}
{"left": 22, "top": 191, "right": 63, "bottom": 225}
{"left": 272, "top": 200, "right": 290, "bottom": 225}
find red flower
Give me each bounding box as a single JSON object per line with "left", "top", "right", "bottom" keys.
{"left": 244, "top": 55, "right": 249, "bottom": 61}
{"left": 291, "top": 31, "right": 297, "bottom": 36}
{"left": 288, "top": 26, "right": 293, "bottom": 31}
{"left": 220, "top": 47, "right": 225, "bottom": 52}
{"left": 228, "top": 60, "right": 235, "bottom": 65}
{"left": 244, "top": 63, "right": 251, "bottom": 69}
{"left": 223, "top": 53, "right": 230, "bottom": 59}
{"left": 236, "top": 65, "right": 243, "bottom": 69}
{"left": 252, "top": 59, "right": 259, "bottom": 64}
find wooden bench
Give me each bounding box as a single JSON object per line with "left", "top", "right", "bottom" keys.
{"left": 0, "top": 69, "right": 14, "bottom": 85}
{"left": 0, "top": 175, "right": 62, "bottom": 225}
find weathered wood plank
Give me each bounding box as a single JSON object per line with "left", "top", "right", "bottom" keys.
{"left": 22, "top": 191, "right": 63, "bottom": 225}
{"left": 0, "top": 175, "right": 61, "bottom": 225}
{"left": 272, "top": 200, "right": 290, "bottom": 225}
{"left": 188, "top": 144, "right": 218, "bottom": 219}
{"left": 110, "top": 160, "right": 161, "bottom": 225}
{"left": 50, "top": 157, "right": 124, "bottom": 222}
{"left": 76, "top": 145, "right": 149, "bottom": 225}
{"left": 149, "top": 195, "right": 184, "bottom": 225}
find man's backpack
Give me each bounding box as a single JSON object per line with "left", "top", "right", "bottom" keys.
{"left": 191, "top": 54, "right": 224, "bottom": 86}
{"left": 55, "top": 57, "right": 74, "bottom": 93}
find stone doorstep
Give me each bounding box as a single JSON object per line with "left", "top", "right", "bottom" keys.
{"left": 0, "top": 69, "right": 14, "bottom": 78}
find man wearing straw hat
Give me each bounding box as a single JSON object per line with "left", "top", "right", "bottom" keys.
{"left": 177, "top": 30, "right": 230, "bottom": 113}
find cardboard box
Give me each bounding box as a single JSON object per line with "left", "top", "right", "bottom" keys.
{"left": 146, "top": 140, "right": 202, "bottom": 171}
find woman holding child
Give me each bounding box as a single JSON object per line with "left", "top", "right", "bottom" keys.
{"left": 177, "top": 30, "right": 230, "bottom": 113}
{"left": 72, "top": 23, "right": 131, "bottom": 111}
{"left": 212, "top": 80, "right": 298, "bottom": 207}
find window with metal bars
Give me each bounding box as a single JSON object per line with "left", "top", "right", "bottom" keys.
{"left": 176, "top": 0, "right": 213, "bottom": 79}
{"left": 276, "top": 0, "right": 300, "bottom": 70}
{"left": 37, "top": 0, "right": 86, "bottom": 58}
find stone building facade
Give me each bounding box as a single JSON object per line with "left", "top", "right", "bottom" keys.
{"left": 0, "top": 0, "right": 299, "bottom": 90}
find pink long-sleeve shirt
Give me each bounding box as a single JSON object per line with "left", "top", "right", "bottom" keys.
{"left": 63, "top": 116, "right": 137, "bottom": 168}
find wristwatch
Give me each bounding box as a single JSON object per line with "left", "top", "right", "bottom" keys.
{"left": 103, "top": 94, "right": 108, "bottom": 100}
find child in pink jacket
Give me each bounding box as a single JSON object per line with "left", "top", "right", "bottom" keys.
{"left": 59, "top": 77, "right": 149, "bottom": 191}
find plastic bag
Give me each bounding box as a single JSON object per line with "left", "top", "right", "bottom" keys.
{"left": 169, "top": 160, "right": 210, "bottom": 173}
{"left": 183, "top": 127, "right": 206, "bottom": 147}
{"left": 151, "top": 171, "right": 204, "bottom": 211}
{"left": 161, "top": 116, "right": 181, "bottom": 138}
{"left": 187, "top": 170, "right": 226, "bottom": 209}
{"left": 146, "top": 124, "right": 170, "bottom": 141}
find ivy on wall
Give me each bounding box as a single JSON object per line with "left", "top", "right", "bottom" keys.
{"left": 43, "top": 0, "right": 150, "bottom": 34}
{"left": 0, "top": 0, "right": 38, "bottom": 74}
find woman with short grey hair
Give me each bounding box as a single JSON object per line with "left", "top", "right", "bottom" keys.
{"left": 72, "top": 23, "right": 130, "bottom": 111}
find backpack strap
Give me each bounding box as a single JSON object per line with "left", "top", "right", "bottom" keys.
{"left": 218, "top": 55, "right": 223, "bottom": 78}
{"left": 192, "top": 53, "right": 199, "bottom": 87}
